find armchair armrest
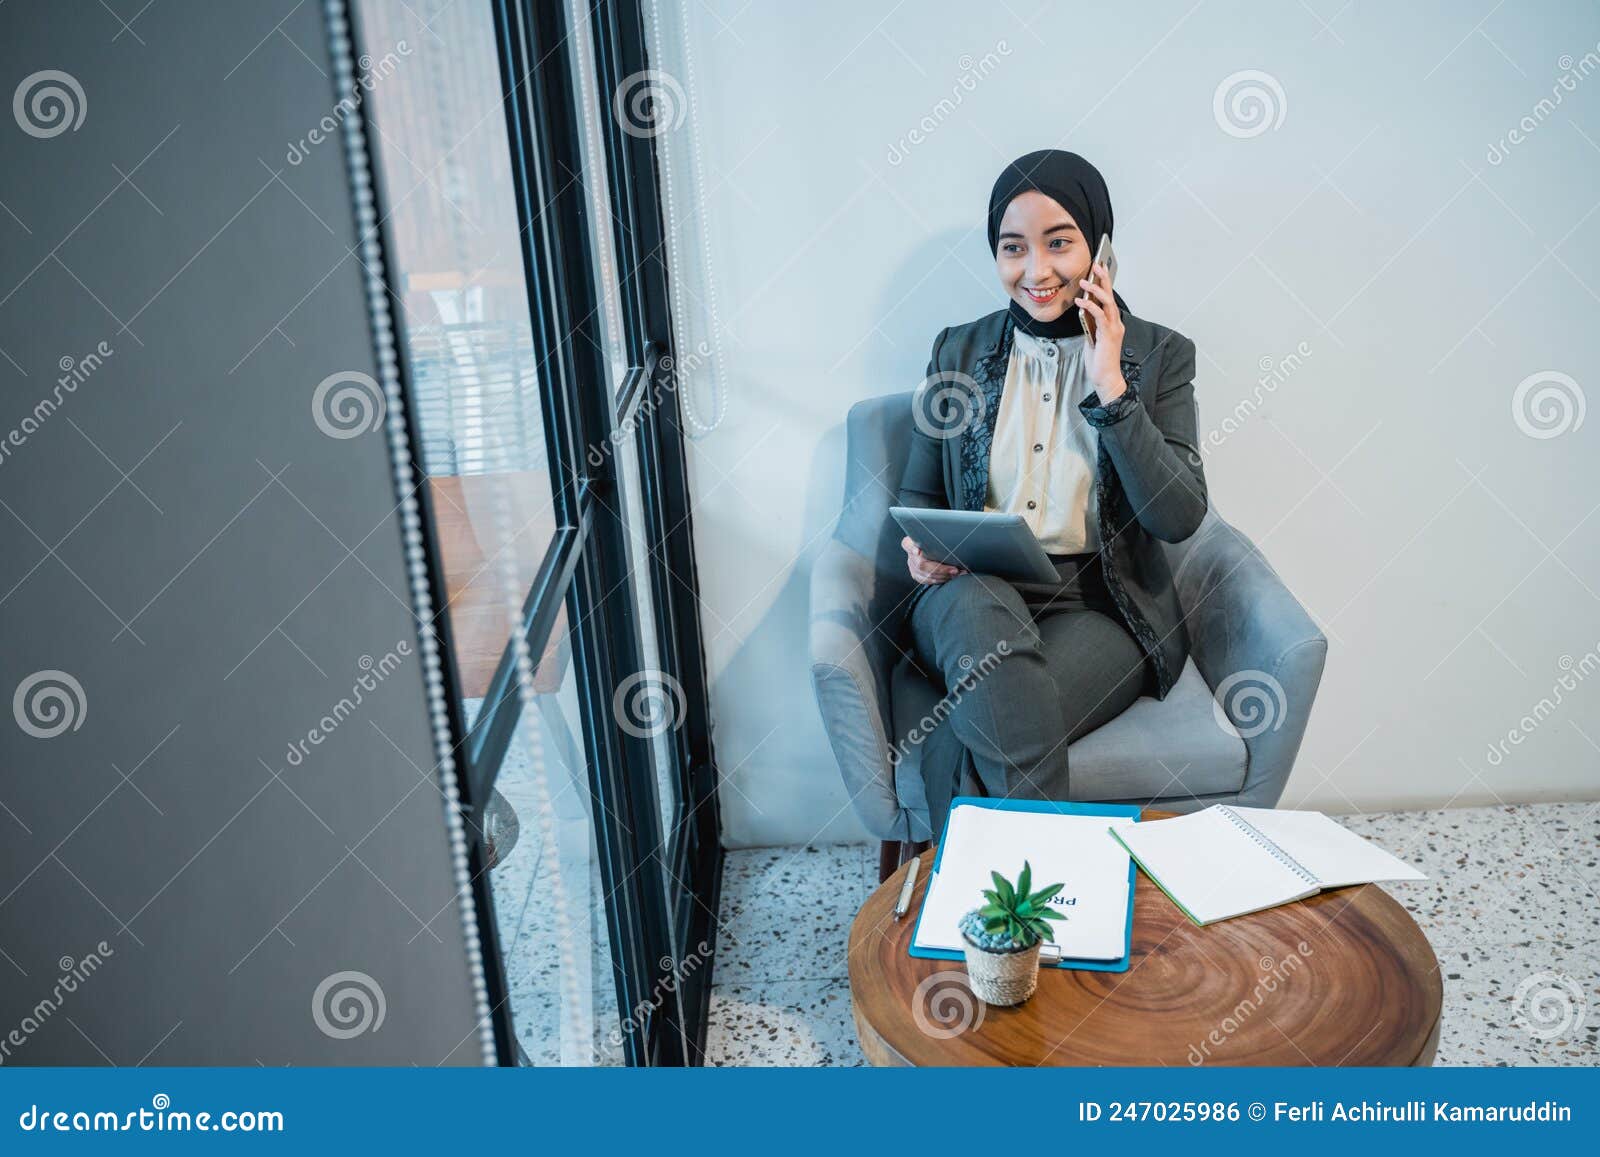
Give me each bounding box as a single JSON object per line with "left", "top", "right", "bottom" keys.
{"left": 1167, "top": 512, "right": 1328, "bottom": 806}
{"left": 808, "top": 537, "right": 913, "bottom": 841}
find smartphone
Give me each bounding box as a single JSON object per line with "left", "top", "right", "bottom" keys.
{"left": 1079, "top": 233, "right": 1118, "bottom": 343}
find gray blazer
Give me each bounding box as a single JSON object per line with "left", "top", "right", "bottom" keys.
{"left": 896, "top": 307, "right": 1207, "bottom": 700}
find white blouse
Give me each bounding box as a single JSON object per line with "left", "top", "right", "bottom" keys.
{"left": 983, "top": 328, "right": 1101, "bottom": 554}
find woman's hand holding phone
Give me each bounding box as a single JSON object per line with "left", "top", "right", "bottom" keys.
{"left": 1078, "top": 234, "right": 1115, "bottom": 343}
{"left": 1078, "top": 260, "right": 1128, "bottom": 402}
{"left": 902, "top": 535, "right": 965, "bottom": 585}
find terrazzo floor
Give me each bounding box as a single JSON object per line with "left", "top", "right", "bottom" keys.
{"left": 704, "top": 802, "right": 1600, "bottom": 1066}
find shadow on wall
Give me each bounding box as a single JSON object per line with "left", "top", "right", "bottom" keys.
{"left": 710, "top": 229, "right": 1000, "bottom": 848}
{"left": 865, "top": 226, "right": 999, "bottom": 395}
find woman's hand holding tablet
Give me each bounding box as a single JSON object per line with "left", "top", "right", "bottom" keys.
{"left": 889, "top": 507, "right": 1061, "bottom": 584}
{"left": 902, "top": 535, "right": 966, "bottom": 585}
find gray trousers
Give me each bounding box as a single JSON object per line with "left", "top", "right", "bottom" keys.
{"left": 907, "top": 555, "right": 1146, "bottom": 822}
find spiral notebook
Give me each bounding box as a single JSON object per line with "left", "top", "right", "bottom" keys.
{"left": 1108, "top": 805, "right": 1427, "bottom": 926}
{"left": 909, "top": 798, "right": 1142, "bottom": 972}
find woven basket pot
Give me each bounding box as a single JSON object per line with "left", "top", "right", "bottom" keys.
{"left": 960, "top": 933, "right": 1042, "bottom": 1007}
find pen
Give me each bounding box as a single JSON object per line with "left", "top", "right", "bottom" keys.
{"left": 893, "top": 855, "right": 920, "bottom": 920}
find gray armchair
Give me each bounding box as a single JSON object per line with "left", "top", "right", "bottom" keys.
{"left": 809, "top": 391, "right": 1327, "bottom": 877}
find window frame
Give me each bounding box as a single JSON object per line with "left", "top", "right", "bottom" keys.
{"left": 350, "top": 0, "right": 724, "bottom": 1066}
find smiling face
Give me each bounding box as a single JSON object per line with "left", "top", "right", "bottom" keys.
{"left": 995, "top": 191, "right": 1094, "bottom": 324}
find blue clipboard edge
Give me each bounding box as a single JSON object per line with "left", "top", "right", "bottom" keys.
{"left": 907, "top": 798, "right": 1142, "bottom": 973}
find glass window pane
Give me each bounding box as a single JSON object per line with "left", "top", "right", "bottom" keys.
{"left": 567, "top": 0, "right": 630, "bottom": 393}
{"left": 471, "top": 631, "right": 621, "bottom": 1067}
{"left": 355, "top": 0, "right": 556, "bottom": 699}
{"left": 618, "top": 439, "right": 682, "bottom": 860}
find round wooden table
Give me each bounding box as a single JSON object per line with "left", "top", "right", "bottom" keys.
{"left": 848, "top": 810, "right": 1442, "bottom": 1066}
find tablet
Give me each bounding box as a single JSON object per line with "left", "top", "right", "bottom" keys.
{"left": 890, "top": 506, "right": 1061, "bottom": 584}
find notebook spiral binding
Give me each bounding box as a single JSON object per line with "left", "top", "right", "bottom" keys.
{"left": 1217, "top": 806, "right": 1320, "bottom": 887}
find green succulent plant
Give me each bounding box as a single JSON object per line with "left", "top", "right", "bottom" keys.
{"left": 974, "top": 860, "right": 1066, "bottom": 948}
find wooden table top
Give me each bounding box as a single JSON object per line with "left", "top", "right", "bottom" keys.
{"left": 847, "top": 809, "right": 1442, "bottom": 1067}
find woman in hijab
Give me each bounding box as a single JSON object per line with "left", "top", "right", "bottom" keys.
{"left": 897, "top": 149, "right": 1208, "bottom": 835}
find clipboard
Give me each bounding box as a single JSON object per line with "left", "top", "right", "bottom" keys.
{"left": 908, "top": 797, "right": 1142, "bottom": 973}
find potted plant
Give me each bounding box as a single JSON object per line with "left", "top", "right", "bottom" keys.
{"left": 958, "top": 860, "right": 1065, "bottom": 1006}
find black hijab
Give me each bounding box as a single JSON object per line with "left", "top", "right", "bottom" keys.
{"left": 987, "top": 149, "right": 1129, "bottom": 339}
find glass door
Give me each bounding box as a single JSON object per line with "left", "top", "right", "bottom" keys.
{"left": 348, "top": 0, "right": 721, "bottom": 1065}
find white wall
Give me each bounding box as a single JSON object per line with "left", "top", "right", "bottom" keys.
{"left": 646, "top": 0, "right": 1600, "bottom": 847}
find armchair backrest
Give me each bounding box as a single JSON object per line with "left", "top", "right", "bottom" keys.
{"left": 839, "top": 391, "right": 922, "bottom": 581}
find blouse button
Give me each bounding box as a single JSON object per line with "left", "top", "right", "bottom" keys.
{"left": 1042, "top": 393, "right": 1051, "bottom": 402}
{"left": 1033, "top": 443, "right": 1044, "bottom": 453}
{"left": 1044, "top": 345, "right": 1057, "bottom": 357}
{"left": 1027, "top": 500, "right": 1037, "bottom": 510}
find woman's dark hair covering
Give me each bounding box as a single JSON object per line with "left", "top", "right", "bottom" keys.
{"left": 987, "top": 149, "right": 1129, "bottom": 317}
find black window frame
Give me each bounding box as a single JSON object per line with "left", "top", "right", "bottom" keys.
{"left": 348, "top": 0, "right": 723, "bottom": 1066}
